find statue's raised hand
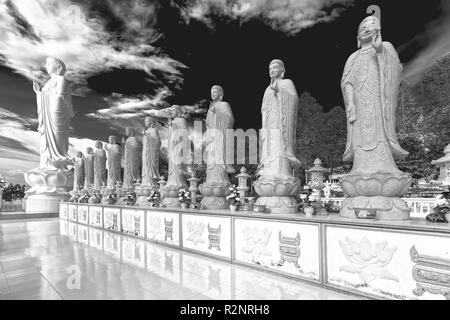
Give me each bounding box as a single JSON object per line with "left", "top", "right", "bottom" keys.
{"left": 371, "top": 29, "right": 382, "bottom": 53}
{"left": 270, "top": 78, "right": 279, "bottom": 93}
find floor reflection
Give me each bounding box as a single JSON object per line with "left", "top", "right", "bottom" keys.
{"left": 0, "top": 219, "right": 360, "bottom": 300}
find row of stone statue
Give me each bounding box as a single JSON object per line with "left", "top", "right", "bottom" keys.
{"left": 73, "top": 117, "right": 161, "bottom": 192}
{"left": 66, "top": 15, "right": 412, "bottom": 219}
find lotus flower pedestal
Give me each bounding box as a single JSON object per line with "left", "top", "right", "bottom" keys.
{"left": 134, "top": 185, "right": 153, "bottom": 207}
{"left": 160, "top": 185, "right": 184, "bottom": 208}
{"left": 24, "top": 169, "right": 73, "bottom": 214}
{"left": 254, "top": 177, "right": 301, "bottom": 214}
{"left": 340, "top": 172, "right": 412, "bottom": 220}
{"left": 199, "top": 183, "right": 231, "bottom": 210}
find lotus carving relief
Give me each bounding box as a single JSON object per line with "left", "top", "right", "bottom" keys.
{"left": 186, "top": 221, "right": 205, "bottom": 246}
{"left": 199, "top": 183, "right": 231, "bottom": 197}
{"left": 242, "top": 226, "right": 272, "bottom": 265}
{"left": 254, "top": 177, "right": 300, "bottom": 197}
{"left": 160, "top": 185, "right": 183, "bottom": 198}
{"left": 340, "top": 172, "right": 411, "bottom": 197}
{"left": 24, "top": 169, "right": 73, "bottom": 195}
{"left": 339, "top": 236, "right": 399, "bottom": 284}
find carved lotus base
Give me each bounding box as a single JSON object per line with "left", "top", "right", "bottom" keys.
{"left": 340, "top": 172, "right": 412, "bottom": 197}
{"left": 199, "top": 182, "right": 232, "bottom": 197}
{"left": 160, "top": 185, "right": 186, "bottom": 198}
{"left": 161, "top": 196, "right": 181, "bottom": 208}
{"left": 200, "top": 196, "right": 228, "bottom": 210}
{"left": 24, "top": 168, "right": 73, "bottom": 213}
{"left": 254, "top": 177, "right": 300, "bottom": 197}
{"left": 340, "top": 196, "right": 410, "bottom": 221}
{"left": 135, "top": 196, "right": 155, "bottom": 207}
{"left": 255, "top": 196, "right": 298, "bottom": 214}
{"left": 134, "top": 185, "right": 153, "bottom": 197}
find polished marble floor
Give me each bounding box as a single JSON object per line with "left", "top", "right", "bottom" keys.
{"left": 0, "top": 219, "right": 361, "bottom": 300}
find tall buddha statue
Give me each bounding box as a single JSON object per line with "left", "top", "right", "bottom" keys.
{"left": 339, "top": 16, "right": 411, "bottom": 220}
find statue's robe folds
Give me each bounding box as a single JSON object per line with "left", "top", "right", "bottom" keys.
{"left": 36, "top": 76, "right": 74, "bottom": 170}
{"left": 93, "top": 149, "right": 107, "bottom": 190}
{"left": 84, "top": 154, "right": 94, "bottom": 189}
{"left": 73, "top": 158, "right": 85, "bottom": 191}
{"left": 106, "top": 144, "right": 122, "bottom": 189}
{"left": 342, "top": 42, "right": 408, "bottom": 175}
{"left": 142, "top": 127, "right": 161, "bottom": 187}
{"left": 167, "top": 117, "right": 188, "bottom": 188}
{"left": 259, "top": 79, "right": 301, "bottom": 179}
{"left": 122, "top": 137, "right": 142, "bottom": 189}
{"left": 204, "top": 101, "right": 235, "bottom": 185}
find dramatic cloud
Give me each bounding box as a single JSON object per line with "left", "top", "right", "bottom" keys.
{"left": 0, "top": 0, "right": 185, "bottom": 94}
{"left": 402, "top": 1, "right": 450, "bottom": 84}
{"left": 179, "top": 0, "right": 354, "bottom": 34}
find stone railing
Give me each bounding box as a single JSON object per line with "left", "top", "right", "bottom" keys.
{"left": 321, "top": 197, "right": 440, "bottom": 219}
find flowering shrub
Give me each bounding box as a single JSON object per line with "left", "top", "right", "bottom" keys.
{"left": 226, "top": 185, "right": 240, "bottom": 205}
{"left": 148, "top": 187, "right": 161, "bottom": 207}
{"left": 178, "top": 189, "right": 191, "bottom": 204}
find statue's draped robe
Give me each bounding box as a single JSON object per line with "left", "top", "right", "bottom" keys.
{"left": 204, "top": 101, "right": 235, "bottom": 186}
{"left": 122, "top": 136, "right": 142, "bottom": 189}
{"left": 73, "top": 158, "right": 85, "bottom": 191}
{"left": 141, "top": 127, "right": 161, "bottom": 187}
{"left": 93, "top": 148, "right": 107, "bottom": 190}
{"left": 37, "top": 76, "right": 74, "bottom": 170}
{"left": 167, "top": 117, "right": 188, "bottom": 188}
{"left": 341, "top": 42, "right": 408, "bottom": 175}
{"left": 259, "top": 79, "right": 301, "bottom": 179}
{"left": 106, "top": 144, "right": 122, "bottom": 189}
{"left": 84, "top": 154, "right": 94, "bottom": 189}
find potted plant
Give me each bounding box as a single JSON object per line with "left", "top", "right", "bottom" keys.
{"left": 300, "top": 188, "right": 315, "bottom": 216}
{"left": 226, "top": 185, "right": 240, "bottom": 211}
{"left": 148, "top": 187, "right": 161, "bottom": 208}
{"left": 426, "top": 191, "right": 450, "bottom": 223}
{"left": 178, "top": 189, "right": 191, "bottom": 209}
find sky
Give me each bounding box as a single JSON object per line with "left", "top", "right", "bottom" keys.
{"left": 0, "top": 0, "right": 449, "bottom": 184}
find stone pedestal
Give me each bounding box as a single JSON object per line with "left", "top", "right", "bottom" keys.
{"left": 24, "top": 169, "right": 73, "bottom": 214}
{"left": 135, "top": 184, "right": 153, "bottom": 207}
{"left": 254, "top": 177, "right": 301, "bottom": 214}
{"left": 199, "top": 184, "right": 230, "bottom": 210}
{"left": 160, "top": 185, "right": 185, "bottom": 208}
{"left": 340, "top": 172, "right": 412, "bottom": 221}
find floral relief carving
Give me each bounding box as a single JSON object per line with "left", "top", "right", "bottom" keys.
{"left": 339, "top": 236, "right": 399, "bottom": 284}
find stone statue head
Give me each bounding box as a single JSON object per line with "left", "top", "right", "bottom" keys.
{"left": 86, "top": 147, "right": 94, "bottom": 154}
{"left": 269, "top": 59, "right": 285, "bottom": 80}
{"left": 45, "top": 57, "right": 66, "bottom": 76}
{"left": 95, "top": 140, "right": 103, "bottom": 149}
{"left": 125, "top": 127, "right": 134, "bottom": 137}
{"left": 357, "top": 16, "right": 381, "bottom": 48}
{"left": 108, "top": 135, "right": 117, "bottom": 144}
{"left": 76, "top": 151, "right": 83, "bottom": 158}
{"left": 145, "top": 116, "right": 156, "bottom": 128}
{"left": 211, "top": 85, "right": 224, "bottom": 102}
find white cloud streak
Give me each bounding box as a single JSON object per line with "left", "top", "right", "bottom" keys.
{"left": 0, "top": 0, "right": 185, "bottom": 94}
{"left": 179, "top": 0, "right": 354, "bottom": 34}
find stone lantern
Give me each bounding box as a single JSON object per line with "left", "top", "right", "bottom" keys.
{"left": 306, "top": 158, "right": 329, "bottom": 215}
{"left": 431, "top": 143, "right": 450, "bottom": 186}
{"left": 236, "top": 167, "right": 251, "bottom": 208}
{"left": 188, "top": 169, "right": 200, "bottom": 207}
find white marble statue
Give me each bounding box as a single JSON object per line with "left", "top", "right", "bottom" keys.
{"left": 24, "top": 57, "right": 75, "bottom": 213}
{"left": 199, "top": 85, "right": 235, "bottom": 209}
{"left": 339, "top": 16, "right": 411, "bottom": 220}
{"left": 93, "top": 141, "right": 107, "bottom": 190}
{"left": 254, "top": 59, "right": 301, "bottom": 213}
{"left": 166, "top": 106, "right": 188, "bottom": 189}
{"left": 32, "top": 57, "right": 74, "bottom": 170}
{"left": 84, "top": 147, "right": 95, "bottom": 189}
{"left": 122, "top": 127, "right": 142, "bottom": 190}
{"left": 141, "top": 117, "right": 161, "bottom": 187}
{"left": 160, "top": 106, "right": 189, "bottom": 208}
{"left": 105, "top": 135, "right": 122, "bottom": 189}
{"left": 73, "top": 151, "right": 85, "bottom": 192}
